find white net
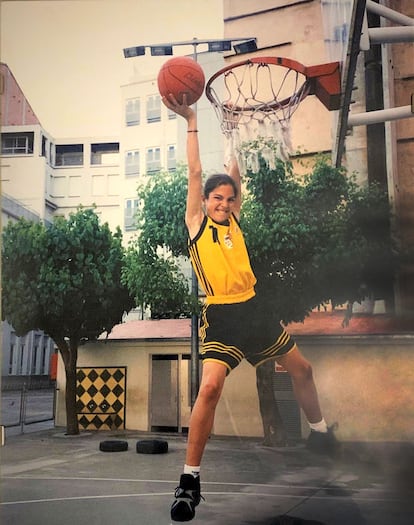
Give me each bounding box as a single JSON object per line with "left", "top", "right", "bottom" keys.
{"left": 224, "top": 119, "right": 292, "bottom": 173}
{"left": 206, "top": 59, "right": 311, "bottom": 172}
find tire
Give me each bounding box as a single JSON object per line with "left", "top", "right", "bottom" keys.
{"left": 99, "top": 440, "right": 128, "bottom": 452}
{"left": 136, "top": 439, "right": 168, "bottom": 454}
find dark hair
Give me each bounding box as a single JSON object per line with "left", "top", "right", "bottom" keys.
{"left": 203, "top": 174, "right": 238, "bottom": 199}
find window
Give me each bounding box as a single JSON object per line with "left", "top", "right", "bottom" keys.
{"left": 168, "top": 108, "right": 177, "bottom": 120}
{"left": 167, "top": 145, "right": 176, "bottom": 171}
{"left": 9, "top": 332, "right": 16, "bottom": 375}
{"left": 41, "top": 338, "right": 49, "bottom": 374}
{"left": 147, "top": 95, "right": 161, "bottom": 123}
{"left": 1, "top": 132, "right": 34, "bottom": 155}
{"left": 125, "top": 149, "right": 140, "bottom": 176}
{"left": 55, "top": 144, "right": 83, "bottom": 166}
{"left": 146, "top": 147, "right": 161, "bottom": 174}
{"left": 32, "top": 334, "right": 41, "bottom": 374}
{"left": 18, "top": 335, "right": 26, "bottom": 375}
{"left": 91, "top": 142, "right": 119, "bottom": 165}
{"left": 125, "top": 198, "right": 139, "bottom": 231}
{"left": 41, "top": 135, "right": 47, "bottom": 157}
{"left": 49, "top": 141, "right": 54, "bottom": 165}
{"left": 126, "top": 97, "right": 140, "bottom": 126}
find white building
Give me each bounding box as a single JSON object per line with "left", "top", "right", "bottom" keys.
{"left": 0, "top": 51, "right": 225, "bottom": 384}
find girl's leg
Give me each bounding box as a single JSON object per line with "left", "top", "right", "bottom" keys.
{"left": 185, "top": 360, "right": 228, "bottom": 466}
{"left": 276, "top": 345, "right": 322, "bottom": 424}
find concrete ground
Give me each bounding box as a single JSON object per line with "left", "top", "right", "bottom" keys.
{"left": 1, "top": 428, "right": 414, "bottom": 525}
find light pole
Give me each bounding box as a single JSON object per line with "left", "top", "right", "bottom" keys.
{"left": 123, "top": 36, "right": 257, "bottom": 408}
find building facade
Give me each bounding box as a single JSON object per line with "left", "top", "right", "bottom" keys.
{"left": 0, "top": 49, "right": 224, "bottom": 385}
{"left": 1, "top": 63, "right": 56, "bottom": 386}
{"left": 221, "top": 0, "right": 414, "bottom": 313}
{"left": 54, "top": 317, "right": 414, "bottom": 442}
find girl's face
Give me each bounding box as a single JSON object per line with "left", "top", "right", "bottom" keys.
{"left": 203, "top": 184, "right": 236, "bottom": 224}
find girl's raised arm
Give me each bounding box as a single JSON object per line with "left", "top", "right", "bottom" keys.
{"left": 161, "top": 95, "right": 204, "bottom": 239}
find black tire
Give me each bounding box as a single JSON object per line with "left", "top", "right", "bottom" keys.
{"left": 99, "top": 440, "right": 129, "bottom": 452}
{"left": 136, "top": 439, "right": 168, "bottom": 454}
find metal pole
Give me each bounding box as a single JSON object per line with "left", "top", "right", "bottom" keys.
{"left": 190, "top": 38, "right": 200, "bottom": 408}
{"left": 348, "top": 104, "right": 413, "bottom": 127}
{"left": 369, "top": 26, "right": 414, "bottom": 44}
{"left": 19, "top": 383, "right": 27, "bottom": 434}
{"left": 366, "top": 0, "right": 414, "bottom": 26}
{"left": 190, "top": 272, "right": 199, "bottom": 407}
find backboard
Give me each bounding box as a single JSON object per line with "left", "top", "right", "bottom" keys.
{"left": 321, "top": 0, "right": 368, "bottom": 167}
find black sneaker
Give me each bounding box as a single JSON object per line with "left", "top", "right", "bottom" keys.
{"left": 306, "top": 423, "right": 341, "bottom": 458}
{"left": 170, "top": 473, "right": 202, "bottom": 522}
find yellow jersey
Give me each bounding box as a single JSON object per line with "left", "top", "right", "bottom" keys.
{"left": 188, "top": 214, "right": 256, "bottom": 304}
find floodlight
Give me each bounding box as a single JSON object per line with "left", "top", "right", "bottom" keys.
{"left": 150, "top": 46, "right": 173, "bottom": 56}
{"left": 208, "top": 41, "right": 232, "bottom": 52}
{"left": 233, "top": 39, "right": 257, "bottom": 54}
{"left": 123, "top": 46, "right": 146, "bottom": 58}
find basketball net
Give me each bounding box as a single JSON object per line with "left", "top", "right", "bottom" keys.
{"left": 222, "top": 115, "right": 293, "bottom": 174}
{"left": 206, "top": 59, "right": 312, "bottom": 173}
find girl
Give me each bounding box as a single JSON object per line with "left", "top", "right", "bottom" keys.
{"left": 162, "top": 95, "right": 338, "bottom": 522}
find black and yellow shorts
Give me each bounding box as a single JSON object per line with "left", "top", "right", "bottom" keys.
{"left": 199, "top": 294, "right": 296, "bottom": 373}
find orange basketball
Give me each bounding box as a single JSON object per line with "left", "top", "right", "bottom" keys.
{"left": 157, "top": 56, "right": 205, "bottom": 106}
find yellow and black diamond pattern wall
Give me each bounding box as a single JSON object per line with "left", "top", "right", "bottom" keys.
{"left": 76, "top": 367, "right": 126, "bottom": 430}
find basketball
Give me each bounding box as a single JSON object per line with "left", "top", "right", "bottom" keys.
{"left": 157, "top": 56, "right": 205, "bottom": 106}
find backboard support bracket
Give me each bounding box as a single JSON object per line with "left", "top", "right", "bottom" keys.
{"left": 334, "top": 0, "right": 414, "bottom": 167}
{"left": 334, "top": 0, "right": 367, "bottom": 167}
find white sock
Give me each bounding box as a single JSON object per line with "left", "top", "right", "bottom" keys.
{"left": 309, "top": 418, "right": 328, "bottom": 433}
{"left": 184, "top": 464, "right": 200, "bottom": 478}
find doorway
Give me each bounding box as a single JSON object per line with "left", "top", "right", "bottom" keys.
{"left": 150, "top": 354, "right": 191, "bottom": 433}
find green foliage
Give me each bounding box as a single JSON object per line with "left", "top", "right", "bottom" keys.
{"left": 123, "top": 144, "right": 397, "bottom": 325}
{"left": 122, "top": 167, "right": 197, "bottom": 319}
{"left": 2, "top": 208, "right": 134, "bottom": 339}
{"left": 2, "top": 220, "right": 46, "bottom": 334}
{"left": 122, "top": 241, "right": 196, "bottom": 319}
{"left": 240, "top": 146, "right": 397, "bottom": 323}
{"left": 136, "top": 167, "right": 188, "bottom": 257}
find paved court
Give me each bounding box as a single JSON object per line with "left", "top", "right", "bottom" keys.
{"left": 1, "top": 428, "right": 414, "bottom": 525}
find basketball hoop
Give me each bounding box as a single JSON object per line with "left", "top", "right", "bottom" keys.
{"left": 205, "top": 57, "right": 340, "bottom": 171}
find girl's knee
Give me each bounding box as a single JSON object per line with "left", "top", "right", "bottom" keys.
{"left": 285, "top": 358, "right": 314, "bottom": 382}
{"left": 294, "top": 361, "right": 313, "bottom": 381}
{"left": 198, "top": 380, "right": 223, "bottom": 404}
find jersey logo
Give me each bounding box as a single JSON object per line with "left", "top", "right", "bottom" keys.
{"left": 224, "top": 232, "right": 233, "bottom": 249}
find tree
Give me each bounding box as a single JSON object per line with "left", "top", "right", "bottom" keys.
{"left": 136, "top": 166, "right": 189, "bottom": 257}
{"left": 239, "top": 139, "right": 397, "bottom": 444}
{"left": 239, "top": 140, "right": 396, "bottom": 324}
{"left": 122, "top": 167, "right": 196, "bottom": 319}
{"left": 122, "top": 242, "right": 195, "bottom": 319}
{"left": 2, "top": 208, "right": 134, "bottom": 435}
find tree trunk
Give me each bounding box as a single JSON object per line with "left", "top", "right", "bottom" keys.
{"left": 55, "top": 337, "right": 79, "bottom": 435}
{"left": 256, "top": 360, "right": 287, "bottom": 447}
{"left": 64, "top": 358, "right": 79, "bottom": 435}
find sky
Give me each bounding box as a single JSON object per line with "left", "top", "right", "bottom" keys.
{"left": 0, "top": 0, "right": 224, "bottom": 137}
